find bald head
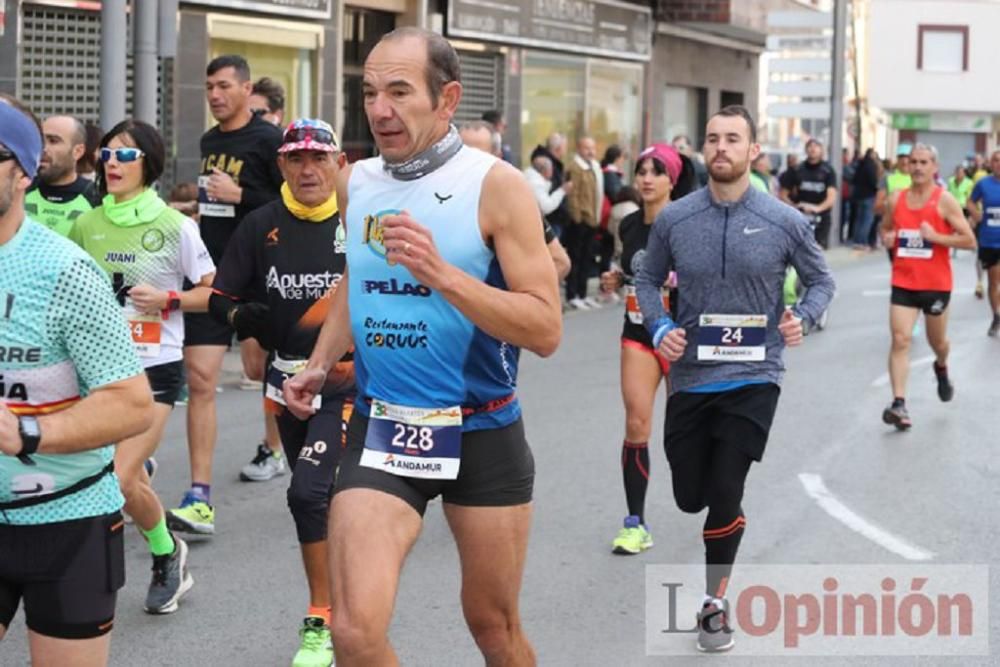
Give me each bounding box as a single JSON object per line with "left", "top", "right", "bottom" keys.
{"left": 459, "top": 121, "right": 495, "bottom": 154}
{"left": 38, "top": 115, "right": 86, "bottom": 185}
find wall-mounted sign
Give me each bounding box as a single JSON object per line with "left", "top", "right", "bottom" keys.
{"left": 892, "top": 112, "right": 989, "bottom": 133}
{"left": 193, "top": 0, "right": 331, "bottom": 21}
{"left": 447, "top": 0, "right": 652, "bottom": 62}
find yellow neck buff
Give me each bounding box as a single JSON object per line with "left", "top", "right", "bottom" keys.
{"left": 281, "top": 182, "right": 338, "bottom": 222}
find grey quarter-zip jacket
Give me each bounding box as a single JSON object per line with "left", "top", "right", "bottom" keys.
{"left": 635, "top": 184, "right": 836, "bottom": 394}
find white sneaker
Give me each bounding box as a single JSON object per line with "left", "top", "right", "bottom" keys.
{"left": 238, "top": 374, "right": 263, "bottom": 391}
{"left": 568, "top": 298, "right": 591, "bottom": 311}
{"left": 239, "top": 444, "right": 286, "bottom": 482}
{"left": 584, "top": 296, "right": 603, "bottom": 309}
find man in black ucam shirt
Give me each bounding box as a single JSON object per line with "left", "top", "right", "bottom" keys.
{"left": 25, "top": 115, "right": 100, "bottom": 237}
{"left": 208, "top": 119, "right": 353, "bottom": 667}
{"left": 168, "top": 55, "right": 284, "bottom": 537}
{"left": 780, "top": 138, "right": 838, "bottom": 249}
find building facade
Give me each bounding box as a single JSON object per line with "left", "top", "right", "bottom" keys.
{"left": 866, "top": 0, "right": 998, "bottom": 170}
{"left": 1, "top": 0, "right": 769, "bottom": 180}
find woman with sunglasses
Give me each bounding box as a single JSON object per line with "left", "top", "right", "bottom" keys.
{"left": 71, "top": 120, "right": 216, "bottom": 614}
{"left": 600, "top": 144, "right": 694, "bottom": 554}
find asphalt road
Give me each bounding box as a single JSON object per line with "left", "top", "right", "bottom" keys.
{"left": 3, "top": 249, "right": 998, "bottom": 666}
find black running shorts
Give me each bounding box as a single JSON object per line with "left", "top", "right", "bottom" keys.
{"left": 334, "top": 412, "right": 535, "bottom": 515}
{"left": 890, "top": 286, "right": 951, "bottom": 316}
{"left": 145, "top": 360, "right": 185, "bottom": 406}
{"left": 183, "top": 312, "right": 233, "bottom": 347}
{"left": 978, "top": 246, "right": 1000, "bottom": 270}
{"left": 665, "top": 383, "right": 781, "bottom": 463}
{"left": 0, "top": 512, "right": 125, "bottom": 639}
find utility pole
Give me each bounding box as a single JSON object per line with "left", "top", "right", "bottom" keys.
{"left": 829, "top": 0, "right": 848, "bottom": 245}
{"left": 99, "top": 0, "right": 127, "bottom": 131}
{"left": 134, "top": 0, "right": 159, "bottom": 125}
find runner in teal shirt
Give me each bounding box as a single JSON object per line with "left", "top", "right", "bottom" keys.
{"left": 0, "top": 96, "right": 151, "bottom": 664}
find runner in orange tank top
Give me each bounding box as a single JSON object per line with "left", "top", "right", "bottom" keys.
{"left": 878, "top": 144, "right": 976, "bottom": 430}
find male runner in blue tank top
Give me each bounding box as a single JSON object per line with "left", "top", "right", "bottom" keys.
{"left": 285, "top": 27, "right": 561, "bottom": 666}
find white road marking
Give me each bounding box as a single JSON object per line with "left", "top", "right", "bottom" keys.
{"left": 798, "top": 473, "right": 935, "bottom": 561}
{"left": 870, "top": 354, "right": 937, "bottom": 387}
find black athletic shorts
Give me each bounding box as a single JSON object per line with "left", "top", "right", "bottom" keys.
{"left": 0, "top": 512, "right": 125, "bottom": 639}
{"left": 335, "top": 411, "right": 535, "bottom": 515}
{"left": 183, "top": 312, "right": 234, "bottom": 347}
{"left": 890, "top": 286, "right": 951, "bottom": 316}
{"left": 145, "top": 360, "right": 185, "bottom": 406}
{"left": 979, "top": 246, "right": 1000, "bottom": 270}
{"left": 665, "top": 383, "right": 781, "bottom": 463}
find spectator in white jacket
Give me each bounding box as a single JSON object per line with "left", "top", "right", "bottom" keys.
{"left": 525, "top": 155, "right": 573, "bottom": 217}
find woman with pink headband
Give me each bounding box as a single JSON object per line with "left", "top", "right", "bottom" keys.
{"left": 601, "top": 143, "right": 695, "bottom": 554}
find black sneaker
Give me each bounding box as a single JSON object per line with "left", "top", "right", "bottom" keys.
{"left": 882, "top": 403, "right": 912, "bottom": 430}
{"left": 144, "top": 535, "right": 194, "bottom": 614}
{"left": 989, "top": 314, "right": 1000, "bottom": 338}
{"left": 934, "top": 365, "right": 954, "bottom": 402}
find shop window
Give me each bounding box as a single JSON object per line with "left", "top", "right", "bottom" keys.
{"left": 587, "top": 62, "right": 642, "bottom": 173}
{"left": 663, "top": 84, "right": 707, "bottom": 149}
{"left": 918, "top": 25, "right": 968, "bottom": 73}
{"left": 521, "top": 53, "right": 586, "bottom": 166}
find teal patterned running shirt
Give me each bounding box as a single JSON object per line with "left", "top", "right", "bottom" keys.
{"left": 0, "top": 218, "right": 143, "bottom": 525}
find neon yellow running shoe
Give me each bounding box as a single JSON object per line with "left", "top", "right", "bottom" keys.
{"left": 292, "top": 616, "right": 334, "bottom": 667}
{"left": 612, "top": 515, "right": 653, "bottom": 555}
{"left": 166, "top": 492, "right": 215, "bottom": 535}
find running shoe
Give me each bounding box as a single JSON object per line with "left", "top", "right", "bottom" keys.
{"left": 583, "top": 296, "right": 603, "bottom": 309}
{"left": 989, "top": 314, "right": 1000, "bottom": 338}
{"left": 238, "top": 373, "right": 264, "bottom": 391}
{"left": 293, "top": 616, "right": 334, "bottom": 667}
{"left": 167, "top": 492, "right": 216, "bottom": 535}
{"left": 934, "top": 364, "right": 954, "bottom": 402}
{"left": 612, "top": 515, "right": 653, "bottom": 555}
{"left": 568, "top": 298, "right": 591, "bottom": 311}
{"left": 696, "top": 598, "right": 735, "bottom": 653}
{"left": 144, "top": 535, "right": 194, "bottom": 614}
{"left": 240, "top": 443, "right": 286, "bottom": 482}
{"left": 882, "top": 403, "right": 912, "bottom": 430}
{"left": 975, "top": 283, "right": 984, "bottom": 299}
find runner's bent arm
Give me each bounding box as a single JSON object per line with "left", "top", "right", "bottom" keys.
{"left": 27, "top": 374, "right": 153, "bottom": 454}
{"left": 431, "top": 162, "right": 561, "bottom": 357}
{"left": 787, "top": 219, "right": 836, "bottom": 325}
{"left": 969, "top": 182, "right": 983, "bottom": 225}
{"left": 634, "top": 217, "right": 674, "bottom": 329}
{"left": 931, "top": 191, "right": 977, "bottom": 250}
{"left": 880, "top": 191, "right": 898, "bottom": 239}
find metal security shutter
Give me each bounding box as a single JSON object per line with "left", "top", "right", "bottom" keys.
{"left": 20, "top": 5, "right": 175, "bottom": 186}
{"left": 455, "top": 50, "right": 504, "bottom": 123}
{"left": 20, "top": 5, "right": 113, "bottom": 123}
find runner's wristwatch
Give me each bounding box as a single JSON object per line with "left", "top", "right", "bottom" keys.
{"left": 17, "top": 415, "right": 40, "bottom": 466}
{"left": 163, "top": 290, "right": 181, "bottom": 320}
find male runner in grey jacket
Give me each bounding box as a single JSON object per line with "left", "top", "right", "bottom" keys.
{"left": 636, "top": 105, "right": 835, "bottom": 653}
